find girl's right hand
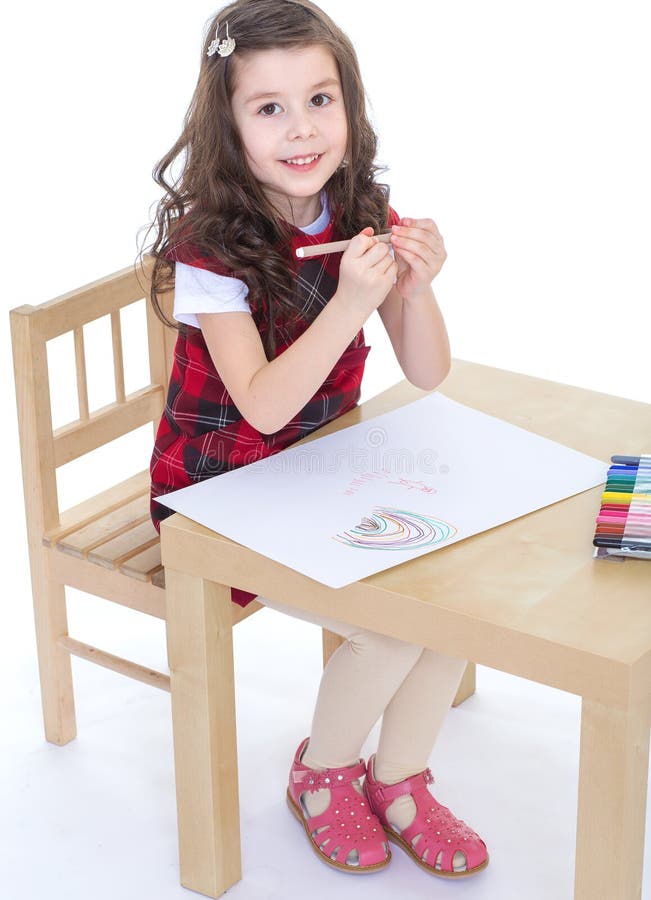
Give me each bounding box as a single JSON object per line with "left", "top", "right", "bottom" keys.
{"left": 336, "top": 226, "right": 398, "bottom": 314}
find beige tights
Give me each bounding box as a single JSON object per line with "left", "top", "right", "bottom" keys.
{"left": 258, "top": 595, "right": 467, "bottom": 867}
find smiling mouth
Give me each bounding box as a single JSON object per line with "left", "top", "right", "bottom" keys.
{"left": 281, "top": 153, "right": 323, "bottom": 167}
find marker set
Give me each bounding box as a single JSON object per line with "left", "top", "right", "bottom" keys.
{"left": 593, "top": 455, "right": 651, "bottom": 560}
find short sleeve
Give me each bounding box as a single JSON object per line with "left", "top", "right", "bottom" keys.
{"left": 173, "top": 262, "right": 251, "bottom": 328}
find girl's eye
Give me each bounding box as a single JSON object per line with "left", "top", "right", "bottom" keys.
{"left": 259, "top": 102, "right": 282, "bottom": 117}
{"left": 310, "top": 93, "right": 332, "bottom": 108}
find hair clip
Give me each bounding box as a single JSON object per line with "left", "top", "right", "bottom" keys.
{"left": 207, "top": 21, "right": 236, "bottom": 58}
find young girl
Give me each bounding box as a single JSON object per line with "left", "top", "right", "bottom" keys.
{"left": 146, "top": 0, "right": 488, "bottom": 878}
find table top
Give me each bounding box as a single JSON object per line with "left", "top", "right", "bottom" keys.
{"left": 161, "top": 359, "right": 651, "bottom": 710}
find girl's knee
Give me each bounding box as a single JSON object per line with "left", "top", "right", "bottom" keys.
{"left": 347, "top": 629, "right": 423, "bottom": 665}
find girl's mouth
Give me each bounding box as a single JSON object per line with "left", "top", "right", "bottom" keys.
{"left": 280, "top": 153, "right": 323, "bottom": 172}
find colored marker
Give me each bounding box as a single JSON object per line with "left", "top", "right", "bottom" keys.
{"left": 599, "top": 520, "right": 651, "bottom": 529}
{"left": 593, "top": 537, "right": 651, "bottom": 549}
{"left": 602, "top": 492, "right": 650, "bottom": 502}
{"left": 595, "top": 519, "right": 651, "bottom": 530}
{"left": 595, "top": 526, "right": 651, "bottom": 537}
{"left": 295, "top": 230, "right": 392, "bottom": 258}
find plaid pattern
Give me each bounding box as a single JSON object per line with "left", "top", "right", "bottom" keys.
{"left": 151, "top": 206, "right": 399, "bottom": 607}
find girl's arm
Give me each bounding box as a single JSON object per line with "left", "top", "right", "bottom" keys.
{"left": 377, "top": 217, "right": 451, "bottom": 391}
{"left": 198, "top": 230, "right": 397, "bottom": 435}
{"left": 198, "top": 297, "right": 366, "bottom": 434}
{"left": 377, "top": 284, "right": 451, "bottom": 391}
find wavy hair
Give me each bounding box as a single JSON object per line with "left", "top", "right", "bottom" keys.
{"left": 139, "top": 0, "right": 390, "bottom": 358}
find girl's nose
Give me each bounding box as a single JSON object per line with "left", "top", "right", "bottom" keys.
{"left": 287, "top": 109, "right": 317, "bottom": 141}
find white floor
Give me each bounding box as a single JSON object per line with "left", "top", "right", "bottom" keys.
{"left": 2, "top": 581, "right": 650, "bottom": 900}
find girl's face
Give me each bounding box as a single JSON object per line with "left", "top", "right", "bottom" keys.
{"left": 231, "top": 44, "right": 348, "bottom": 225}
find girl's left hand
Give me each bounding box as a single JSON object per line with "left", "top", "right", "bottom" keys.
{"left": 390, "top": 218, "right": 447, "bottom": 302}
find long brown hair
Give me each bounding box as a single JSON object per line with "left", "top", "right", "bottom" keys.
{"left": 139, "top": 0, "right": 390, "bottom": 358}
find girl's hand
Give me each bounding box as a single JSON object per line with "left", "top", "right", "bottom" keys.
{"left": 390, "top": 218, "right": 447, "bottom": 302}
{"left": 337, "top": 226, "right": 398, "bottom": 314}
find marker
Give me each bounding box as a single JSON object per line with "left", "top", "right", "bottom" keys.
{"left": 593, "top": 536, "right": 651, "bottom": 548}
{"left": 595, "top": 522, "right": 651, "bottom": 538}
{"left": 598, "top": 516, "right": 651, "bottom": 525}
{"left": 597, "top": 516, "right": 651, "bottom": 531}
{"left": 296, "top": 231, "right": 392, "bottom": 258}
{"left": 611, "top": 455, "right": 651, "bottom": 466}
{"left": 596, "top": 515, "right": 650, "bottom": 524}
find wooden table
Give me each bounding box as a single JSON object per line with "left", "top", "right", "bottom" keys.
{"left": 161, "top": 359, "right": 651, "bottom": 900}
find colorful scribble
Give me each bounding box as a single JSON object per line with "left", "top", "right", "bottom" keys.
{"left": 333, "top": 506, "right": 456, "bottom": 550}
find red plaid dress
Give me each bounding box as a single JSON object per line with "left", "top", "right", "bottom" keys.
{"left": 151, "top": 206, "right": 400, "bottom": 607}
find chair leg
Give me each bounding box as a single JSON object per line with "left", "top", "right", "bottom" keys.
{"left": 165, "top": 568, "right": 242, "bottom": 898}
{"left": 452, "top": 662, "right": 476, "bottom": 707}
{"left": 322, "top": 628, "right": 345, "bottom": 667}
{"left": 32, "top": 554, "right": 76, "bottom": 745}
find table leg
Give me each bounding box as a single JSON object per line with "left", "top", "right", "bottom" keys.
{"left": 322, "top": 628, "right": 344, "bottom": 666}
{"left": 574, "top": 697, "right": 650, "bottom": 900}
{"left": 452, "top": 662, "right": 476, "bottom": 707}
{"left": 165, "top": 568, "right": 241, "bottom": 898}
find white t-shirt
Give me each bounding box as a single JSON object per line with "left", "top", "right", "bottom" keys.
{"left": 173, "top": 195, "right": 331, "bottom": 328}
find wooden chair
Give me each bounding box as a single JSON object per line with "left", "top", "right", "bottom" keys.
{"left": 9, "top": 255, "right": 353, "bottom": 748}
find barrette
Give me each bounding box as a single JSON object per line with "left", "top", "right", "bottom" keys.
{"left": 207, "top": 21, "right": 236, "bottom": 57}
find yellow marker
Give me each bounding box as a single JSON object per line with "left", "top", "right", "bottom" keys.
{"left": 601, "top": 491, "right": 651, "bottom": 502}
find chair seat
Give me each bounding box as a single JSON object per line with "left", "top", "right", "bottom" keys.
{"left": 44, "top": 480, "right": 165, "bottom": 588}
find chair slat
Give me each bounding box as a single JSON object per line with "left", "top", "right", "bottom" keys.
{"left": 74, "top": 326, "right": 89, "bottom": 420}
{"left": 46, "top": 470, "right": 150, "bottom": 545}
{"left": 54, "top": 494, "right": 150, "bottom": 558}
{"left": 53, "top": 384, "right": 164, "bottom": 466}
{"left": 88, "top": 519, "right": 159, "bottom": 569}
{"left": 111, "top": 311, "right": 126, "bottom": 403}
{"left": 119, "top": 543, "right": 162, "bottom": 581}
{"left": 29, "top": 259, "right": 154, "bottom": 341}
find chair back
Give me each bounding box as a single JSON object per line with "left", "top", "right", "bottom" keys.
{"left": 10, "top": 255, "right": 174, "bottom": 540}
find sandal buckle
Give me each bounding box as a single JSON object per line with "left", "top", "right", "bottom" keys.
{"left": 373, "top": 785, "right": 386, "bottom": 803}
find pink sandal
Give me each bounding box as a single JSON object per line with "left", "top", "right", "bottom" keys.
{"left": 286, "top": 737, "right": 391, "bottom": 873}
{"left": 363, "top": 753, "right": 489, "bottom": 878}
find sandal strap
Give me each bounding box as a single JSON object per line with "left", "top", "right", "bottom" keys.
{"left": 366, "top": 767, "right": 435, "bottom": 806}
{"left": 291, "top": 759, "right": 367, "bottom": 792}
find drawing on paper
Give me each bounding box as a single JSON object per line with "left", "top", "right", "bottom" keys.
{"left": 333, "top": 506, "right": 457, "bottom": 550}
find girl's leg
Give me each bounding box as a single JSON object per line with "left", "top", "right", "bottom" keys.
{"left": 375, "top": 648, "right": 467, "bottom": 782}
{"left": 257, "top": 595, "right": 423, "bottom": 822}
{"left": 258, "top": 596, "right": 468, "bottom": 865}
{"left": 258, "top": 594, "right": 424, "bottom": 766}
{"left": 373, "top": 647, "right": 468, "bottom": 859}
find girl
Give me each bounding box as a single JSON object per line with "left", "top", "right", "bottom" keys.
{"left": 146, "top": 0, "right": 488, "bottom": 878}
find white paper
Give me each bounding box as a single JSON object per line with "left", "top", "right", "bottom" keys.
{"left": 158, "top": 392, "right": 607, "bottom": 588}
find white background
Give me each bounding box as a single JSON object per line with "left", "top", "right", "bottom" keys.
{"left": 2, "top": 2, "right": 649, "bottom": 898}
